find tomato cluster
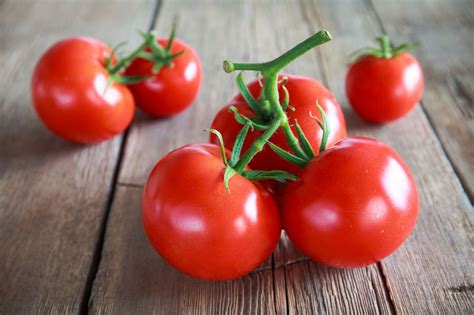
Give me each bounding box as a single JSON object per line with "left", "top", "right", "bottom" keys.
{"left": 32, "top": 28, "right": 201, "bottom": 143}
{"left": 141, "top": 31, "right": 420, "bottom": 280}
{"left": 31, "top": 28, "right": 421, "bottom": 280}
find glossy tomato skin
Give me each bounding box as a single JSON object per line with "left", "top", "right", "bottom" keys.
{"left": 126, "top": 39, "right": 202, "bottom": 117}
{"left": 346, "top": 53, "right": 424, "bottom": 123}
{"left": 142, "top": 144, "right": 281, "bottom": 280}
{"left": 31, "top": 37, "right": 135, "bottom": 143}
{"left": 210, "top": 75, "right": 347, "bottom": 174}
{"left": 282, "top": 137, "right": 418, "bottom": 268}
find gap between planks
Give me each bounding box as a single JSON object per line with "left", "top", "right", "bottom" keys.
{"left": 80, "top": 1, "right": 163, "bottom": 314}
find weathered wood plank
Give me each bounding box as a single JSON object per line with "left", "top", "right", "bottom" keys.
{"left": 370, "top": 0, "right": 474, "bottom": 201}
{"left": 0, "top": 1, "right": 154, "bottom": 313}
{"left": 252, "top": 1, "right": 393, "bottom": 313}
{"left": 116, "top": 0, "right": 275, "bottom": 271}
{"left": 298, "top": 0, "right": 474, "bottom": 313}
{"left": 279, "top": 261, "right": 392, "bottom": 314}
{"left": 89, "top": 186, "right": 279, "bottom": 314}
{"left": 93, "top": 0, "right": 393, "bottom": 313}
{"left": 89, "top": 3, "right": 282, "bottom": 312}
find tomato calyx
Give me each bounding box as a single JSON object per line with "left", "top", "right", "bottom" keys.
{"left": 136, "top": 23, "right": 186, "bottom": 74}
{"left": 349, "top": 34, "right": 421, "bottom": 64}
{"left": 207, "top": 127, "right": 297, "bottom": 191}
{"left": 212, "top": 30, "right": 334, "bottom": 189}
{"left": 104, "top": 24, "right": 185, "bottom": 85}
{"left": 104, "top": 37, "right": 153, "bottom": 85}
{"left": 266, "top": 101, "right": 330, "bottom": 166}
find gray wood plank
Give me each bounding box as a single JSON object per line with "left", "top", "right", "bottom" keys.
{"left": 278, "top": 261, "right": 392, "bottom": 314}
{"left": 89, "top": 186, "right": 280, "bottom": 314}
{"left": 116, "top": 0, "right": 276, "bottom": 270}
{"left": 370, "top": 0, "right": 474, "bottom": 201}
{"left": 254, "top": 1, "right": 393, "bottom": 313}
{"left": 90, "top": 3, "right": 282, "bottom": 312}
{"left": 297, "top": 0, "right": 474, "bottom": 313}
{"left": 0, "top": 0, "right": 154, "bottom": 313}
{"left": 92, "top": 0, "right": 393, "bottom": 313}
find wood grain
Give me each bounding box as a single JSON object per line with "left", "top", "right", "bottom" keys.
{"left": 0, "top": 0, "right": 154, "bottom": 313}
{"left": 116, "top": 0, "right": 273, "bottom": 271}
{"left": 370, "top": 0, "right": 474, "bottom": 201}
{"left": 299, "top": 0, "right": 474, "bottom": 313}
{"left": 90, "top": 3, "right": 280, "bottom": 312}
{"left": 90, "top": 0, "right": 394, "bottom": 313}
{"left": 251, "top": 1, "right": 393, "bottom": 313}
{"left": 89, "top": 186, "right": 280, "bottom": 314}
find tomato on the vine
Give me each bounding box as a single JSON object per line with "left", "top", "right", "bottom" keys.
{"left": 282, "top": 137, "right": 419, "bottom": 267}
{"left": 31, "top": 37, "right": 135, "bottom": 143}
{"left": 210, "top": 75, "right": 346, "bottom": 174}
{"left": 345, "top": 36, "right": 424, "bottom": 123}
{"left": 126, "top": 38, "right": 202, "bottom": 117}
{"left": 142, "top": 144, "right": 281, "bottom": 280}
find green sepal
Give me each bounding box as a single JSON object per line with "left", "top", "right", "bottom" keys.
{"left": 224, "top": 166, "right": 237, "bottom": 192}
{"left": 393, "top": 41, "right": 421, "bottom": 57}
{"left": 165, "top": 21, "right": 178, "bottom": 52}
{"left": 167, "top": 49, "right": 186, "bottom": 60}
{"left": 228, "top": 106, "right": 269, "bottom": 131}
{"left": 140, "top": 26, "right": 185, "bottom": 74}
{"left": 349, "top": 35, "right": 421, "bottom": 64}
{"left": 104, "top": 41, "right": 128, "bottom": 71}
{"left": 311, "top": 101, "right": 330, "bottom": 153}
{"left": 229, "top": 123, "right": 250, "bottom": 167}
{"left": 142, "top": 30, "right": 165, "bottom": 57}
{"left": 205, "top": 128, "right": 228, "bottom": 166}
{"left": 348, "top": 47, "right": 383, "bottom": 64}
{"left": 242, "top": 170, "right": 298, "bottom": 184}
{"left": 267, "top": 141, "right": 307, "bottom": 168}
{"left": 236, "top": 72, "right": 260, "bottom": 114}
{"left": 139, "top": 49, "right": 186, "bottom": 74}
{"left": 294, "top": 119, "right": 315, "bottom": 159}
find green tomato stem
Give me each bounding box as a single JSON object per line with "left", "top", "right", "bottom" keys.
{"left": 378, "top": 35, "right": 392, "bottom": 58}
{"left": 234, "top": 120, "right": 281, "bottom": 173}
{"left": 223, "top": 30, "right": 332, "bottom": 76}
{"left": 109, "top": 41, "right": 149, "bottom": 76}
{"left": 262, "top": 74, "right": 308, "bottom": 159}
{"left": 226, "top": 30, "right": 332, "bottom": 172}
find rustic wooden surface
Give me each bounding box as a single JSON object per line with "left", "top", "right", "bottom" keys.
{"left": 0, "top": 0, "right": 472, "bottom": 314}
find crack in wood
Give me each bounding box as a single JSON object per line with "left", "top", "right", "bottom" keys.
{"left": 82, "top": 1, "right": 163, "bottom": 314}
{"left": 446, "top": 284, "right": 474, "bottom": 293}
{"left": 116, "top": 182, "right": 144, "bottom": 189}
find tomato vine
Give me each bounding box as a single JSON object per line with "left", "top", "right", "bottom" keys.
{"left": 209, "top": 30, "right": 334, "bottom": 189}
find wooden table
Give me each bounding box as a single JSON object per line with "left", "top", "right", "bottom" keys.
{"left": 1, "top": 0, "right": 472, "bottom": 313}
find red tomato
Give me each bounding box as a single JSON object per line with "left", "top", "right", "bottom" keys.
{"left": 210, "top": 75, "right": 346, "bottom": 174}
{"left": 282, "top": 137, "right": 418, "bottom": 267}
{"left": 126, "top": 39, "right": 201, "bottom": 117}
{"left": 31, "top": 37, "right": 135, "bottom": 143}
{"left": 346, "top": 53, "right": 424, "bottom": 123}
{"left": 142, "top": 144, "right": 281, "bottom": 280}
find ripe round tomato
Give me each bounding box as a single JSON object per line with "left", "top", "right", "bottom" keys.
{"left": 31, "top": 37, "right": 135, "bottom": 143}
{"left": 126, "top": 38, "right": 201, "bottom": 117}
{"left": 345, "top": 53, "right": 424, "bottom": 123}
{"left": 142, "top": 144, "right": 281, "bottom": 280}
{"left": 210, "top": 75, "right": 346, "bottom": 174}
{"left": 282, "top": 137, "right": 418, "bottom": 267}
